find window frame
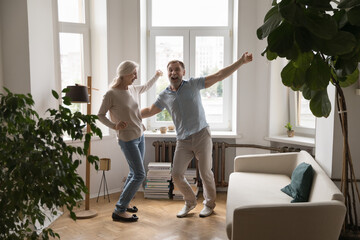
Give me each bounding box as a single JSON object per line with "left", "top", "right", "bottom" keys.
{"left": 56, "top": 0, "right": 91, "bottom": 114}
{"left": 146, "top": 0, "right": 233, "bottom": 131}
{"left": 289, "top": 90, "right": 316, "bottom": 136}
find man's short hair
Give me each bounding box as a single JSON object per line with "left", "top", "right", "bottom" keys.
{"left": 167, "top": 60, "right": 185, "bottom": 70}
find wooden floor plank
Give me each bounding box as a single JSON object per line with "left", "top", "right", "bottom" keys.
{"left": 49, "top": 191, "right": 228, "bottom": 240}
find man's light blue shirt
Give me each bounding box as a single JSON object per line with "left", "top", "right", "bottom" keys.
{"left": 154, "top": 77, "right": 208, "bottom": 140}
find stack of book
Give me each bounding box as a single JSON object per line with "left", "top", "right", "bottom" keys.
{"left": 144, "top": 162, "right": 172, "bottom": 199}
{"left": 173, "top": 168, "right": 199, "bottom": 200}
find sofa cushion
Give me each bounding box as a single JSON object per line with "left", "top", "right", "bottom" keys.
{"left": 281, "top": 162, "right": 314, "bottom": 203}
{"left": 226, "top": 172, "right": 292, "bottom": 238}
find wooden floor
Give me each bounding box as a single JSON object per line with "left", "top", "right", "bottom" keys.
{"left": 49, "top": 191, "right": 228, "bottom": 240}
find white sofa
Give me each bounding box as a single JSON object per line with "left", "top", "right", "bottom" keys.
{"left": 226, "top": 151, "right": 346, "bottom": 240}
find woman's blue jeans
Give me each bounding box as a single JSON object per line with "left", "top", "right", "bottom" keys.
{"left": 115, "top": 134, "right": 146, "bottom": 213}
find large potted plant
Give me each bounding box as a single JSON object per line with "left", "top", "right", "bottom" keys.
{"left": 0, "top": 88, "right": 102, "bottom": 239}
{"left": 257, "top": 0, "right": 360, "bottom": 237}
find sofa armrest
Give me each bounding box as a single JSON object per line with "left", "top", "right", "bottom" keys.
{"left": 232, "top": 201, "right": 346, "bottom": 240}
{"left": 234, "top": 152, "right": 304, "bottom": 175}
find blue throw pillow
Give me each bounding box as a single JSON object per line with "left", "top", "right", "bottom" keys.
{"left": 281, "top": 162, "right": 314, "bottom": 203}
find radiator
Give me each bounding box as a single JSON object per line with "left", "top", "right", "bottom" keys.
{"left": 152, "top": 141, "right": 302, "bottom": 188}
{"left": 152, "top": 141, "right": 229, "bottom": 187}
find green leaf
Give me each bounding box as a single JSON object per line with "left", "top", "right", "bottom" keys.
{"left": 62, "top": 87, "right": 70, "bottom": 93}
{"left": 310, "top": 89, "right": 331, "bottom": 117}
{"left": 257, "top": 6, "right": 282, "bottom": 40}
{"left": 339, "top": 68, "right": 359, "bottom": 87}
{"left": 70, "top": 211, "right": 77, "bottom": 220}
{"left": 268, "top": 21, "right": 296, "bottom": 58}
{"left": 297, "top": 0, "right": 333, "bottom": 10}
{"left": 306, "top": 54, "right": 331, "bottom": 91}
{"left": 63, "top": 96, "right": 72, "bottom": 106}
{"left": 302, "top": 84, "right": 314, "bottom": 100}
{"left": 321, "top": 31, "right": 357, "bottom": 56}
{"left": 279, "top": 0, "right": 305, "bottom": 26}
{"left": 281, "top": 61, "right": 307, "bottom": 89}
{"left": 338, "top": 0, "right": 360, "bottom": 9}
{"left": 294, "top": 27, "right": 313, "bottom": 52}
{"left": 335, "top": 57, "right": 359, "bottom": 77}
{"left": 51, "top": 90, "right": 59, "bottom": 100}
{"left": 348, "top": 6, "right": 360, "bottom": 26}
{"left": 303, "top": 12, "right": 338, "bottom": 40}
{"left": 293, "top": 51, "right": 313, "bottom": 70}
{"left": 333, "top": 9, "right": 348, "bottom": 29}
{"left": 266, "top": 50, "right": 278, "bottom": 60}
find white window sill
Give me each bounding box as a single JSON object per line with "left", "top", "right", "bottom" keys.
{"left": 144, "top": 130, "right": 241, "bottom": 139}
{"left": 265, "top": 135, "right": 315, "bottom": 148}
{"left": 64, "top": 134, "right": 115, "bottom": 144}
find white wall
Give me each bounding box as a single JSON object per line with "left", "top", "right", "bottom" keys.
{"left": 235, "top": 0, "right": 273, "bottom": 156}
{"left": 331, "top": 85, "right": 360, "bottom": 180}
{"left": 315, "top": 85, "right": 336, "bottom": 176}
{"left": 0, "top": 0, "right": 31, "bottom": 94}
{"left": 27, "top": 0, "right": 58, "bottom": 115}
{"left": 268, "top": 59, "right": 289, "bottom": 137}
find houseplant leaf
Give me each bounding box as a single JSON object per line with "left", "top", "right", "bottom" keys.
{"left": 278, "top": 0, "right": 305, "bottom": 26}
{"left": 281, "top": 61, "right": 306, "bottom": 89}
{"left": 256, "top": 6, "right": 282, "bottom": 40}
{"left": 335, "top": 57, "right": 359, "bottom": 77}
{"left": 268, "top": 21, "right": 296, "bottom": 59}
{"left": 347, "top": 6, "right": 360, "bottom": 26}
{"left": 294, "top": 27, "right": 314, "bottom": 52}
{"left": 298, "top": 0, "right": 333, "bottom": 10}
{"left": 309, "top": 89, "right": 331, "bottom": 117}
{"left": 320, "top": 31, "right": 357, "bottom": 56}
{"left": 338, "top": 0, "right": 360, "bottom": 9}
{"left": 338, "top": 68, "right": 359, "bottom": 87}
{"left": 293, "top": 51, "right": 313, "bottom": 70}
{"left": 305, "top": 54, "right": 331, "bottom": 91}
{"left": 303, "top": 11, "right": 338, "bottom": 40}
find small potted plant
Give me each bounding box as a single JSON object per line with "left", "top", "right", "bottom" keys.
{"left": 285, "top": 122, "right": 294, "bottom": 137}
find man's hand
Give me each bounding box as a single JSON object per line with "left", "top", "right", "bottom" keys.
{"left": 205, "top": 51, "right": 253, "bottom": 88}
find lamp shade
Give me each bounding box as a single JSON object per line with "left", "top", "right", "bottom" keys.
{"left": 65, "top": 85, "right": 89, "bottom": 103}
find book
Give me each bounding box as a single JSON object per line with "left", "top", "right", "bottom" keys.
{"left": 144, "top": 162, "right": 172, "bottom": 199}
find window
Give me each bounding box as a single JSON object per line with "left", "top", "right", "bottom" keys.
{"left": 56, "top": 0, "right": 90, "bottom": 114}
{"left": 289, "top": 90, "right": 316, "bottom": 136}
{"left": 147, "top": 0, "right": 233, "bottom": 130}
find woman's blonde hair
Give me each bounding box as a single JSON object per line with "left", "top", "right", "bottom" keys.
{"left": 110, "top": 60, "right": 139, "bottom": 88}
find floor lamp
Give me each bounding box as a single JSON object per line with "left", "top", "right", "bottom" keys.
{"left": 66, "top": 76, "right": 97, "bottom": 219}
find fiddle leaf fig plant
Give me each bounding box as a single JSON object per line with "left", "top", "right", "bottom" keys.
{"left": 257, "top": 0, "right": 360, "bottom": 118}
{"left": 0, "top": 88, "right": 102, "bottom": 240}
{"left": 257, "top": 0, "right": 360, "bottom": 234}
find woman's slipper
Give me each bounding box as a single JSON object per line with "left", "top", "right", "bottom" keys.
{"left": 112, "top": 212, "right": 138, "bottom": 222}
{"left": 126, "top": 206, "right": 138, "bottom": 213}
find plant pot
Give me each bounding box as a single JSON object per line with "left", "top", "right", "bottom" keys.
{"left": 287, "top": 130, "right": 295, "bottom": 137}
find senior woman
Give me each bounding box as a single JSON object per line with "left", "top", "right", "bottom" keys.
{"left": 98, "top": 60, "right": 162, "bottom": 222}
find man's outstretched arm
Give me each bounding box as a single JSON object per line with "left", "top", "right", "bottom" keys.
{"left": 205, "top": 52, "right": 253, "bottom": 88}
{"left": 141, "top": 104, "right": 162, "bottom": 118}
